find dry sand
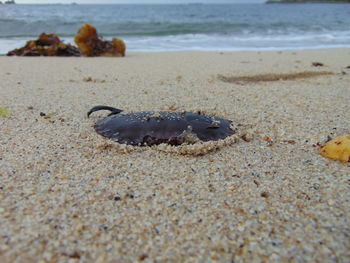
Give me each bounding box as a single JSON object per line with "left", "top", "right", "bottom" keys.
{"left": 0, "top": 49, "right": 349, "bottom": 262}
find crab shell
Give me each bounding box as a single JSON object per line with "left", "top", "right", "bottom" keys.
{"left": 93, "top": 111, "right": 235, "bottom": 146}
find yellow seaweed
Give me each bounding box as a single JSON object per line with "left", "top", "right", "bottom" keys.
{"left": 320, "top": 135, "right": 350, "bottom": 162}
{"left": 74, "top": 23, "right": 125, "bottom": 57}
{"left": 0, "top": 107, "right": 9, "bottom": 116}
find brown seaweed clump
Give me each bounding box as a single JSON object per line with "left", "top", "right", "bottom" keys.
{"left": 218, "top": 71, "right": 334, "bottom": 83}
{"left": 74, "top": 23, "right": 126, "bottom": 57}
{"left": 7, "top": 33, "right": 81, "bottom": 57}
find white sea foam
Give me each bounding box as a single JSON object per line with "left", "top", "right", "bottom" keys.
{"left": 2, "top": 31, "right": 350, "bottom": 55}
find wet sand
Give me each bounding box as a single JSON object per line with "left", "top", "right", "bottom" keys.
{"left": 0, "top": 49, "right": 349, "bottom": 262}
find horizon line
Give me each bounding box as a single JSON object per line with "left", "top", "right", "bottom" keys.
{"left": 8, "top": 2, "right": 265, "bottom": 5}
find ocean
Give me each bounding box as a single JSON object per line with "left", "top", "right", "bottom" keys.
{"left": 0, "top": 3, "right": 350, "bottom": 54}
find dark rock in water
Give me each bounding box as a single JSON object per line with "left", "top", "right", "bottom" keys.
{"left": 267, "top": 0, "right": 350, "bottom": 3}
{"left": 88, "top": 106, "right": 235, "bottom": 146}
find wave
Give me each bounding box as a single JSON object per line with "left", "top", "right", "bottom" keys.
{"left": 1, "top": 18, "right": 349, "bottom": 37}
{"left": 1, "top": 32, "right": 350, "bottom": 54}
{"left": 1, "top": 3, "right": 350, "bottom": 53}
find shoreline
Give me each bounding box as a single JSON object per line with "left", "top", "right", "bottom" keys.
{"left": 0, "top": 48, "right": 349, "bottom": 262}
{"left": 1, "top": 46, "right": 350, "bottom": 56}
{"left": 2, "top": 33, "right": 350, "bottom": 55}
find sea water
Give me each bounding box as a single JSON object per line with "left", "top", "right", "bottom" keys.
{"left": 0, "top": 3, "right": 350, "bottom": 54}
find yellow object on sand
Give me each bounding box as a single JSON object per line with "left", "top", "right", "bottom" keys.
{"left": 320, "top": 135, "right": 350, "bottom": 162}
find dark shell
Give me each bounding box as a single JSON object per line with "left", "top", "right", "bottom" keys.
{"left": 89, "top": 106, "right": 235, "bottom": 146}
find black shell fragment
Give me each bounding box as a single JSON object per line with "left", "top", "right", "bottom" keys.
{"left": 88, "top": 106, "right": 235, "bottom": 146}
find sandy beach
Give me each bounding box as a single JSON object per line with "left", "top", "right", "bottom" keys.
{"left": 0, "top": 49, "right": 349, "bottom": 262}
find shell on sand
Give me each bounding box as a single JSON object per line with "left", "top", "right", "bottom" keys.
{"left": 320, "top": 135, "right": 350, "bottom": 162}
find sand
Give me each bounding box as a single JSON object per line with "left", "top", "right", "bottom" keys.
{"left": 0, "top": 49, "right": 349, "bottom": 262}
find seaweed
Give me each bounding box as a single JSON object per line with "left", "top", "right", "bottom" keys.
{"left": 6, "top": 23, "right": 126, "bottom": 57}
{"left": 218, "top": 71, "right": 334, "bottom": 83}
{"left": 0, "top": 107, "right": 9, "bottom": 116}
{"left": 74, "top": 23, "right": 126, "bottom": 57}
{"left": 7, "top": 33, "right": 81, "bottom": 57}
